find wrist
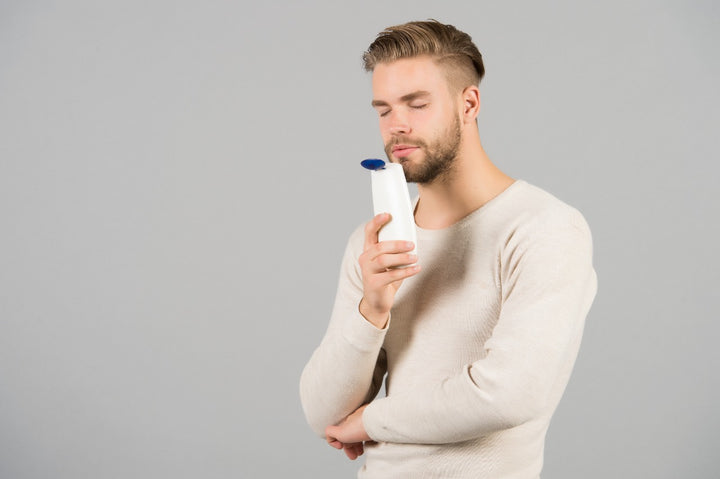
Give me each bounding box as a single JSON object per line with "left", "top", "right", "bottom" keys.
{"left": 359, "top": 299, "right": 389, "bottom": 329}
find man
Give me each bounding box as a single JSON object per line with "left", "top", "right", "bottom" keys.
{"left": 300, "top": 19, "right": 597, "bottom": 478}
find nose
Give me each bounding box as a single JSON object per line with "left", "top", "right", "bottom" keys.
{"left": 387, "top": 111, "right": 411, "bottom": 136}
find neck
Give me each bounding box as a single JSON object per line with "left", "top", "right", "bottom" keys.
{"left": 414, "top": 133, "right": 514, "bottom": 229}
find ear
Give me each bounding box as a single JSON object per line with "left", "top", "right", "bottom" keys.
{"left": 461, "top": 86, "right": 480, "bottom": 123}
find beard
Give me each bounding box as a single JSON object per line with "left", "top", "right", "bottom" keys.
{"left": 384, "top": 114, "right": 462, "bottom": 184}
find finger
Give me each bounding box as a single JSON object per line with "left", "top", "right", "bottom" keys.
{"left": 370, "top": 264, "right": 421, "bottom": 287}
{"left": 326, "top": 433, "right": 344, "bottom": 449}
{"left": 343, "top": 445, "right": 358, "bottom": 460}
{"left": 373, "top": 252, "right": 418, "bottom": 271}
{"left": 371, "top": 240, "right": 415, "bottom": 259}
{"left": 325, "top": 427, "right": 344, "bottom": 449}
{"left": 363, "top": 241, "right": 416, "bottom": 273}
{"left": 363, "top": 213, "right": 391, "bottom": 249}
{"left": 343, "top": 443, "right": 363, "bottom": 460}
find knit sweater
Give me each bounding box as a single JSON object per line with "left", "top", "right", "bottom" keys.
{"left": 300, "top": 180, "right": 597, "bottom": 478}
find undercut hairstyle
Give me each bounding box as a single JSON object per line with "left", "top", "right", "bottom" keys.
{"left": 362, "top": 19, "right": 485, "bottom": 94}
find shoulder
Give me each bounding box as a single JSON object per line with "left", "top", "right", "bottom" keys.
{"left": 486, "top": 181, "right": 594, "bottom": 272}
{"left": 493, "top": 183, "right": 596, "bottom": 294}
{"left": 498, "top": 180, "right": 592, "bottom": 240}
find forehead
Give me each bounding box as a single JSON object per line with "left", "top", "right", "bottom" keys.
{"left": 371, "top": 56, "right": 450, "bottom": 101}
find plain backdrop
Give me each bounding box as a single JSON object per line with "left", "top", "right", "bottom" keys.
{"left": 1, "top": 0, "right": 718, "bottom": 477}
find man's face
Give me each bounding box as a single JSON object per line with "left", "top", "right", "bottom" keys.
{"left": 371, "top": 57, "right": 462, "bottom": 184}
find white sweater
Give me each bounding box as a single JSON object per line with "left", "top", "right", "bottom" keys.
{"left": 300, "top": 180, "right": 597, "bottom": 478}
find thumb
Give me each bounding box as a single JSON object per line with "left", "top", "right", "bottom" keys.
{"left": 325, "top": 426, "right": 343, "bottom": 448}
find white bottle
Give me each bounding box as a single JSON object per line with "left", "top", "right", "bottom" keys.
{"left": 361, "top": 159, "right": 417, "bottom": 259}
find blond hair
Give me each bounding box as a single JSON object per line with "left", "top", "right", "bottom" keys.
{"left": 362, "top": 20, "right": 485, "bottom": 92}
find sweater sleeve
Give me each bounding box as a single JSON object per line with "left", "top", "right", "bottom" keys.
{"left": 362, "top": 209, "right": 598, "bottom": 444}
{"left": 299, "top": 226, "right": 389, "bottom": 438}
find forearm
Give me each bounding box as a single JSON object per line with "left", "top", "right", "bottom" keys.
{"left": 300, "top": 304, "right": 388, "bottom": 438}
{"left": 363, "top": 350, "right": 559, "bottom": 444}
{"left": 362, "top": 327, "right": 583, "bottom": 444}
{"left": 363, "top": 212, "right": 597, "bottom": 444}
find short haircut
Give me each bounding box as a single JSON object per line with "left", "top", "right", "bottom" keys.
{"left": 362, "top": 19, "right": 485, "bottom": 93}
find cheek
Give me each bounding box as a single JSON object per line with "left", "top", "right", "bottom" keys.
{"left": 431, "top": 107, "right": 452, "bottom": 124}
{"left": 415, "top": 107, "right": 444, "bottom": 127}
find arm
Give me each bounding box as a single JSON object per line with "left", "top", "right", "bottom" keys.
{"left": 362, "top": 210, "right": 598, "bottom": 444}
{"left": 299, "top": 227, "right": 386, "bottom": 438}
{"left": 299, "top": 214, "right": 419, "bottom": 438}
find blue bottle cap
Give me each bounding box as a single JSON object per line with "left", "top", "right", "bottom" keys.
{"left": 361, "top": 159, "right": 386, "bottom": 171}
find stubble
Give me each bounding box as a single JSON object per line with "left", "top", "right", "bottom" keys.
{"left": 385, "top": 114, "right": 462, "bottom": 184}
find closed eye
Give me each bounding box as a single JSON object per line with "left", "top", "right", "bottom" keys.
{"left": 411, "top": 104, "right": 428, "bottom": 110}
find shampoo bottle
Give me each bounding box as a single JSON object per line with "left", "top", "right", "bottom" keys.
{"left": 361, "top": 159, "right": 417, "bottom": 258}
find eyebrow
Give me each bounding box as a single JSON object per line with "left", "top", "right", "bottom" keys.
{"left": 371, "top": 90, "right": 432, "bottom": 108}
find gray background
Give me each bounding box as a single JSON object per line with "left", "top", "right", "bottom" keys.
{"left": 1, "top": 0, "right": 717, "bottom": 477}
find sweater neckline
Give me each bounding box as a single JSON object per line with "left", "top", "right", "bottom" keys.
{"left": 413, "top": 179, "right": 525, "bottom": 239}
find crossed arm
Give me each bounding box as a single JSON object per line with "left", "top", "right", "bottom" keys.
{"left": 300, "top": 213, "right": 418, "bottom": 458}
{"left": 301, "top": 210, "right": 597, "bottom": 459}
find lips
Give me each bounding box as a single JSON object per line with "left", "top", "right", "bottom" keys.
{"left": 392, "top": 144, "right": 419, "bottom": 158}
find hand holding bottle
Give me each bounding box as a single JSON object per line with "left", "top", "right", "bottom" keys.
{"left": 358, "top": 213, "right": 420, "bottom": 329}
